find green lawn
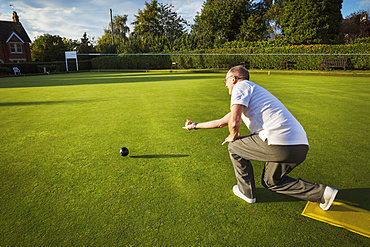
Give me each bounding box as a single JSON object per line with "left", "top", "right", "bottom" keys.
{"left": 0, "top": 72, "right": 369, "bottom": 246}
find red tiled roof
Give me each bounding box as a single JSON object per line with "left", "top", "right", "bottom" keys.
{"left": 0, "top": 21, "right": 31, "bottom": 43}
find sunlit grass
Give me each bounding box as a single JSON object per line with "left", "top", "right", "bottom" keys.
{"left": 0, "top": 72, "right": 369, "bottom": 246}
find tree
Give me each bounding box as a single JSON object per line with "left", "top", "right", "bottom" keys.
{"left": 63, "top": 37, "right": 79, "bottom": 51}
{"left": 132, "top": 0, "right": 161, "bottom": 38}
{"left": 78, "top": 32, "right": 95, "bottom": 53}
{"left": 340, "top": 10, "right": 370, "bottom": 41}
{"left": 237, "top": 1, "right": 270, "bottom": 42}
{"left": 191, "top": 0, "right": 269, "bottom": 48}
{"left": 112, "top": 15, "right": 130, "bottom": 43}
{"left": 31, "top": 34, "right": 68, "bottom": 61}
{"left": 97, "top": 14, "right": 130, "bottom": 53}
{"left": 264, "top": 0, "right": 284, "bottom": 38}
{"left": 157, "top": 3, "right": 188, "bottom": 41}
{"left": 172, "top": 32, "right": 198, "bottom": 51}
{"left": 280, "top": 0, "right": 343, "bottom": 44}
{"left": 130, "top": 0, "right": 188, "bottom": 52}
{"left": 97, "top": 29, "right": 118, "bottom": 53}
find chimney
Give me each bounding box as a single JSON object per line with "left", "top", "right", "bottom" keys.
{"left": 12, "top": 11, "right": 19, "bottom": 23}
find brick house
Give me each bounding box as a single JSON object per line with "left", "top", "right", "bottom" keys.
{"left": 0, "top": 12, "right": 32, "bottom": 63}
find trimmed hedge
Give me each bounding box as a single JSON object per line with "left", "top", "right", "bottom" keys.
{"left": 0, "top": 60, "right": 92, "bottom": 74}
{"left": 91, "top": 55, "right": 172, "bottom": 70}
{"left": 0, "top": 66, "right": 12, "bottom": 75}
{"left": 90, "top": 43, "right": 369, "bottom": 70}
{"left": 2, "top": 43, "right": 367, "bottom": 74}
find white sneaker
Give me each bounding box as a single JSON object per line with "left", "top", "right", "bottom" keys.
{"left": 233, "top": 185, "right": 256, "bottom": 204}
{"left": 320, "top": 186, "right": 338, "bottom": 210}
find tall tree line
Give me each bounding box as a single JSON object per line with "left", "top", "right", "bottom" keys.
{"left": 31, "top": 0, "right": 369, "bottom": 60}
{"left": 97, "top": 0, "right": 351, "bottom": 53}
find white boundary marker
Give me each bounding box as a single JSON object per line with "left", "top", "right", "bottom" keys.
{"left": 65, "top": 51, "right": 79, "bottom": 71}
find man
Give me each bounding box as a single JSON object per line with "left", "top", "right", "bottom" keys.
{"left": 183, "top": 65, "right": 337, "bottom": 210}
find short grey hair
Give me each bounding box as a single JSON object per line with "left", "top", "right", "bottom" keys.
{"left": 228, "top": 65, "right": 249, "bottom": 80}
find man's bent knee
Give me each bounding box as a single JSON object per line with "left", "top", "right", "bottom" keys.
{"left": 228, "top": 141, "right": 238, "bottom": 155}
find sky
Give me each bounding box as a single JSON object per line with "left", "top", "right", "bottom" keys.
{"left": 0, "top": 0, "right": 369, "bottom": 42}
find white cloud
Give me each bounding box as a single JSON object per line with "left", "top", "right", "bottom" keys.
{"left": 8, "top": 1, "right": 109, "bottom": 40}
{"left": 171, "top": 0, "right": 204, "bottom": 25}
{"left": 359, "top": 0, "right": 370, "bottom": 10}
{"left": 1, "top": 0, "right": 204, "bottom": 41}
{"left": 20, "top": 6, "right": 88, "bottom": 39}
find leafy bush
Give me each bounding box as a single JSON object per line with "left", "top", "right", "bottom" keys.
{"left": 0, "top": 60, "right": 91, "bottom": 74}
{"left": 91, "top": 55, "right": 172, "bottom": 70}
{"left": 91, "top": 56, "right": 124, "bottom": 69}
{"left": 0, "top": 63, "right": 39, "bottom": 74}
{"left": 0, "top": 66, "right": 12, "bottom": 75}
{"left": 37, "top": 64, "right": 60, "bottom": 73}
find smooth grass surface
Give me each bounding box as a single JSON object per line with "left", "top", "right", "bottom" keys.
{"left": 0, "top": 72, "right": 369, "bottom": 246}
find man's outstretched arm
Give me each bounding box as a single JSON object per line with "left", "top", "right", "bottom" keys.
{"left": 183, "top": 112, "right": 231, "bottom": 130}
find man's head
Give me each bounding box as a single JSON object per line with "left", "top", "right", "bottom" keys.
{"left": 224, "top": 65, "right": 249, "bottom": 95}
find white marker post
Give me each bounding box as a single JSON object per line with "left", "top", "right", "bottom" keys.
{"left": 65, "top": 51, "right": 78, "bottom": 72}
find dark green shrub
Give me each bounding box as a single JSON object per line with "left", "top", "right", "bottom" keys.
{"left": 90, "top": 43, "right": 370, "bottom": 71}
{"left": 91, "top": 55, "right": 172, "bottom": 70}
{"left": 0, "top": 66, "right": 12, "bottom": 75}
{"left": 37, "top": 64, "right": 60, "bottom": 73}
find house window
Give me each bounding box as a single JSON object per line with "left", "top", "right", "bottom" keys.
{"left": 9, "top": 43, "right": 23, "bottom": 54}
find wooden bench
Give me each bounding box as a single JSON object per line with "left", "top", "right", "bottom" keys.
{"left": 320, "top": 58, "right": 347, "bottom": 71}
{"left": 281, "top": 61, "right": 297, "bottom": 70}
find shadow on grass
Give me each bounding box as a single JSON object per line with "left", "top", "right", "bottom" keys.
{"left": 0, "top": 100, "right": 94, "bottom": 107}
{"left": 255, "top": 188, "right": 301, "bottom": 203}
{"left": 130, "top": 154, "right": 189, "bottom": 159}
{"left": 336, "top": 188, "right": 370, "bottom": 211}
{"left": 256, "top": 187, "right": 370, "bottom": 211}
{"left": 0, "top": 73, "right": 223, "bottom": 88}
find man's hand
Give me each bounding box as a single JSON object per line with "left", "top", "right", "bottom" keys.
{"left": 182, "top": 119, "right": 196, "bottom": 130}
{"left": 222, "top": 134, "right": 239, "bottom": 145}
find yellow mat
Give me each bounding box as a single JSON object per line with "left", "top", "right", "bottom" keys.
{"left": 302, "top": 201, "right": 370, "bottom": 238}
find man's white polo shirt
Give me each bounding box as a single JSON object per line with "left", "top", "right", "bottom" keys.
{"left": 231, "top": 80, "right": 309, "bottom": 146}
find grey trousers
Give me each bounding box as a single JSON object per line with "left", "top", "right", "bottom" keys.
{"left": 228, "top": 134, "right": 326, "bottom": 202}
